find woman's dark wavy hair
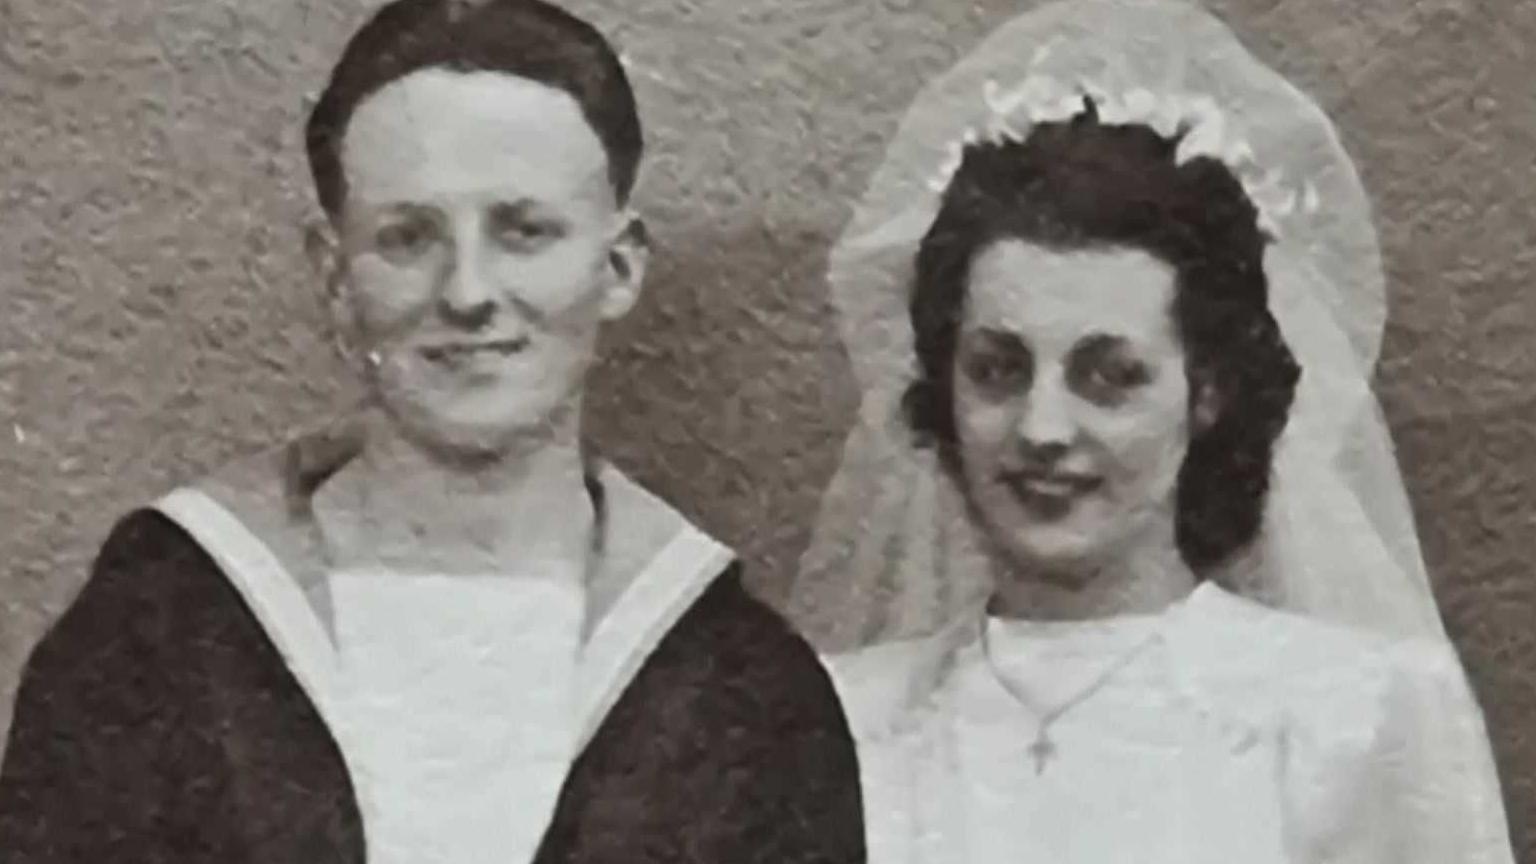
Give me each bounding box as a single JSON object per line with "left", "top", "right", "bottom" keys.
{"left": 904, "top": 100, "right": 1302, "bottom": 571}
{"left": 306, "top": 0, "right": 642, "bottom": 220}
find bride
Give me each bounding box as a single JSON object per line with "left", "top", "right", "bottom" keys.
{"left": 791, "top": 1, "right": 1515, "bottom": 861}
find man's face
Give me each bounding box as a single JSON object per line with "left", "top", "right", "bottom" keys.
{"left": 333, "top": 67, "right": 641, "bottom": 457}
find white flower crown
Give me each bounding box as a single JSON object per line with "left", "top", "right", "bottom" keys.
{"left": 446, "top": 0, "right": 492, "bottom": 20}
{"left": 926, "top": 74, "right": 1321, "bottom": 236}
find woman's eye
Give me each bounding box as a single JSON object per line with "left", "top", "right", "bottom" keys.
{"left": 965, "top": 353, "right": 1031, "bottom": 389}
{"left": 1082, "top": 358, "right": 1151, "bottom": 395}
{"left": 1065, "top": 335, "right": 1153, "bottom": 403}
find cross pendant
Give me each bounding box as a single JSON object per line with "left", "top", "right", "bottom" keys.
{"left": 1028, "top": 734, "right": 1056, "bottom": 775}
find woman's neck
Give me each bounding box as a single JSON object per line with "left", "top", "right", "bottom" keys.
{"left": 317, "top": 409, "right": 596, "bottom": 574}
{"left": 988, "top": 517, "right": 1197, "bottom": 622}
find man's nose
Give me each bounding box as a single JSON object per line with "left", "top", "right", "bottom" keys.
{"left": 437, "top": 242, "right": 497, "bottom": 330}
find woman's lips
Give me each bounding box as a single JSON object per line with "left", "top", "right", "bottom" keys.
{"left": 1001, "top": 470, "right": 1104, "bottom": 500}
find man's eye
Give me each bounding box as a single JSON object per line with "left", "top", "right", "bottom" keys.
{"left": 494, "top": 218, "right": 564, "bottom": 250}
{"left": 375, "top": 222, "right": 435, "bottom": 256}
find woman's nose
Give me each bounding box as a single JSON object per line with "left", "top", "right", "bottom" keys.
{"left": 1015, "top": 375, "right": 1076, "bottom": 455}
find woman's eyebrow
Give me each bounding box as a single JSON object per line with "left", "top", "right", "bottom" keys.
{"left": 1070, "top": 333, "right": 1155, "bottom": 387}
{"left": 1072, "top": 332, "right": 1133, "bottom": 356}
{"left": 969, "top": 327, "right": 1030, "bottom": 351}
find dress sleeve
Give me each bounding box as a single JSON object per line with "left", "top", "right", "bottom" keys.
{"left": 1364, "top": 638, "right": 1516, "bottom": 863}
{"left": 538, "top": 568, "right": 866, "bottom": 864}
{"left": 0, "top": 510, "right": 252, "bottom": 863}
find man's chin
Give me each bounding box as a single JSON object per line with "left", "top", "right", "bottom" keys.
{"left": 393, "top": 402, "right": 570, "bottom": 462}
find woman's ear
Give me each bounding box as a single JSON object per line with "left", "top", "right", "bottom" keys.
{"left": 1191, "top": 370, "right": 1223, "bottom": 435}
{"left": 599, "top": 212, "right": 650, "bottom": 321}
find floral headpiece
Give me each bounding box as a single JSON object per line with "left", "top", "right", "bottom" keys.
{"left": 927, "top": 71, "right": 1321, "bottom": 237}
{"left": 445, "top": 0, "right": 491, "bottom": 21}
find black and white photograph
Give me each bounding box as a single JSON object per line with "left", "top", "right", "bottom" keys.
{"left": 1, "top": 0, "right": 1532, "bottom": 861}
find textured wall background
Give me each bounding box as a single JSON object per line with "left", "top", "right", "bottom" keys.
{"left": 1, "top": 0, "right": 1532, "bottom": 853}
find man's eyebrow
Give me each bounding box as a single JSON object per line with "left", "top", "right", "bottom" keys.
{"left": 489, "top": 198, "right": 547, "bottom": 214}
{"left": 355, "top": 200, "right": 436, "bottom": 219}
{"left": 488, "top": 198, "right": 578, "bottom": 225}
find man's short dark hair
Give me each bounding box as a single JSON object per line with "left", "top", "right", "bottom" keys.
{"left": 305, "top": 0, "right": 642, "bottom": 219}
{"left": 905, "top": 100, "right": 1301, "bottom": 571}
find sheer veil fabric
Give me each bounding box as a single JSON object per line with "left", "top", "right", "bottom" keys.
{"left": 786, "top": 2, "right": 1515, "bottom": 857}
{"left": 789, "top": 0, "right": 1447, "bottom": 652}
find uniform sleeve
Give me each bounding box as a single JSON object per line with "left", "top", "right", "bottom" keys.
{"left": 1367, "top": 639, "right": 1517, "bottom": 864}
{"left": 0, "top": 510, "right": 252, "bottom": 864}
{"left": 537, "top": 569, "right": 866, "bottom": 864}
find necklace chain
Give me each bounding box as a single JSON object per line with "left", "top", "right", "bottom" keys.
{"left": 978, "top": 615, "right": 1165, "bottom": 775}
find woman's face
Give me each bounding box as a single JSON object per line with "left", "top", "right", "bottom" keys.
{"left": 951, "top": 240, "right": 1192, "bottom": 575}
{"left": 331, "top": 68, "right": 640, "bottom": 456}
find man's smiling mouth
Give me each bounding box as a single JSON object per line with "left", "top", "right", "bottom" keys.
{"left": 419, "top": 338, "right": 530, "bottom": 362}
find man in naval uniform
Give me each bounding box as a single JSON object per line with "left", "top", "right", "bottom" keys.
{"left": 0, "top": 1, "right": 864, "bottom": 861}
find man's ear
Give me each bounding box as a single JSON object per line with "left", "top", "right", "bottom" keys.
{"left": 598, "top": 212, "right": 649, "bottom": 321}
{"left": 303, "top": 218, "right": 346, "bottom": 296}
{"left": 303, "top": 219, "right": 357, "bottom": 362}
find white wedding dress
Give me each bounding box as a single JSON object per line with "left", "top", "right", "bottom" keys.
{"left": 827, "top": 582, "right": 1509, "bottom": 863}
